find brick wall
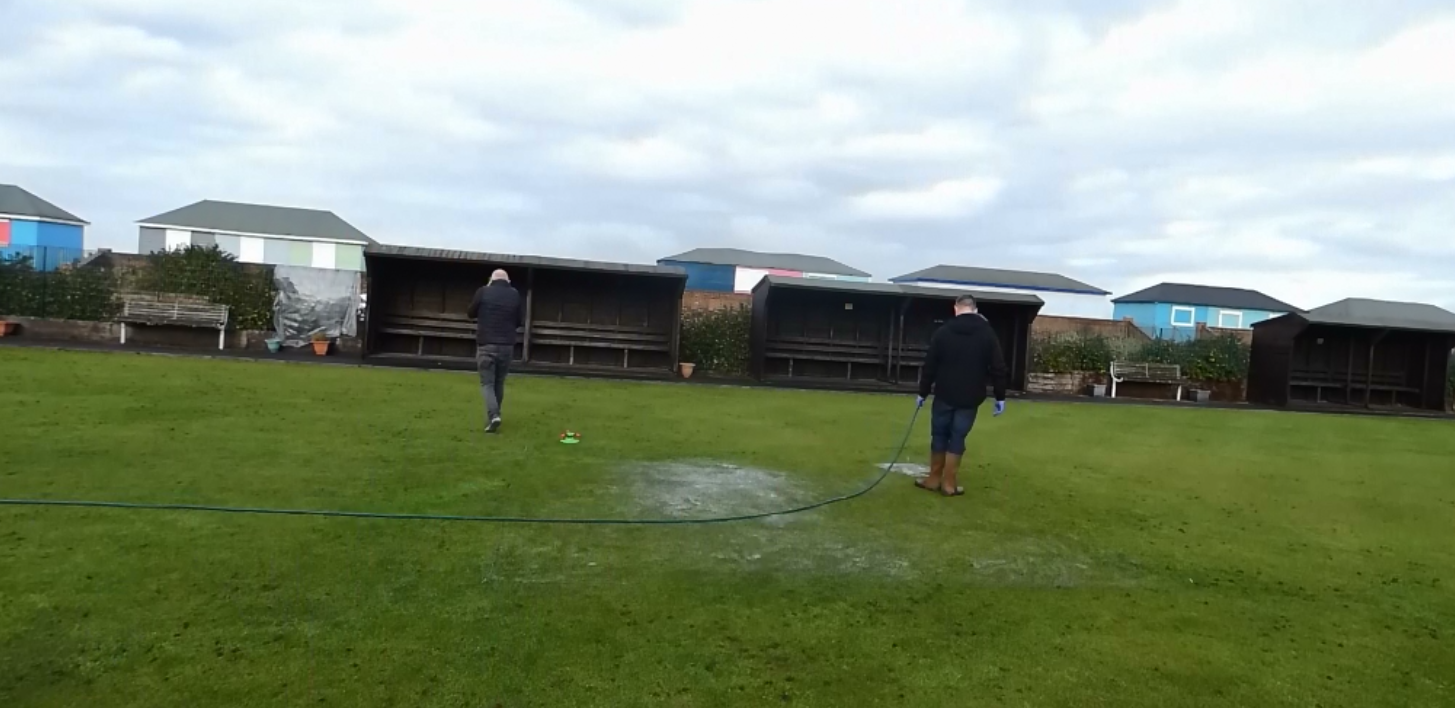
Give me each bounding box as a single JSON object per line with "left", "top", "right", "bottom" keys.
{"left": 1031, "top": 315, "right": 1150, "bottom": 341}
{"left": 1196, "top": 323, "right": 1253, "bottom": 344}
{"left": 683, "top": 290, "right": 751, "bottom": 313}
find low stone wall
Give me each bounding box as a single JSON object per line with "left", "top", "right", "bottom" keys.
{"left": 1027, "top": 369, "right": 1247, "bottom": 402}
{"left": 1026, "top": 371, "right": 1107, "bottom": 395}
{"left": 3, "top": 317, "right": 119, "bottom": 343}
{"left": 0, "top": 316, "right": 363, "bottom": 356}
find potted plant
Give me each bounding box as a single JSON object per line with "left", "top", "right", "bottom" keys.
{"left": 679, "top": 362, "right": 696, "bottom": 379}
{"left": 310, "top": 331, "right": 330, "bottom": 356}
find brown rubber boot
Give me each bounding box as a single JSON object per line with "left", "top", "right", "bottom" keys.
{"left": 917, "top": 452, "right": 946, "bottom": 491}
{"left": 940, "top": 453, "right": 965, "bottom": 496}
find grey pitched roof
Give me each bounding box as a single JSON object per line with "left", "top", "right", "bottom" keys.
{"left": 0, "top": 184, "right": 86, "bottom": 224}
{"left": 138, "top": 200, "right": 375, "bottom": 244}
{"left": 660, "top": 247, "right": 870, "bottom": 278}
{"left": 366, "top": 244, "right": 687, "bottom": 279}
{"left": 891, "top": 265, "right": 1108, "bottom": 295}
{"left": 1113, "top": 282, "right": 1299, "bottom": 312}
{"left": 757, "top": 275, "right": 1044, "bottom": 306}
{"left": 1295, "top": 298, "right": 1455, "bottom": 333}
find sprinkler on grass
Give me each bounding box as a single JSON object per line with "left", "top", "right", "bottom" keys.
{"left": 559, "top": 431, "right": 582, "bottom": 445}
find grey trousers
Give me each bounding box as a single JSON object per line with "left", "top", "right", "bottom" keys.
{"left": 476, "top": 344, "right": 513, "bottom": 422}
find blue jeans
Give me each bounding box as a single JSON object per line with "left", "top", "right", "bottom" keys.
{"left": 930, "top": 399, "right": 979, "bottom": 456}
{"left": 476, "top": 344, "right": 513, "bottom": 421}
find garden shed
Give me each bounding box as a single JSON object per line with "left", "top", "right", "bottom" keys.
{"left": 1248, "top": 298, "right": 1455, "bottom": 412}
{"left": 749, "top": 276, "right": 1042, "bottom": 391}
{"left": 363, "top": 246, "right": 687, "bottom": 374}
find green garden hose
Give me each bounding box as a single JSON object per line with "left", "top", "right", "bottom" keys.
{"left": 0, "top": 406, "right": 922, "bottom": 526}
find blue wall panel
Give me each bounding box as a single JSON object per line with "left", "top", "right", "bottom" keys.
{"left": 5, "top": 219, "right": 40, "bottom": 246}
{"left": 659, "top": 260, "right": 735, "bottom": 292}
{"left": 35, "top": 222, "right": 84, "bottom": 249}
{"left": 1115, "top": 301, "right": 1287, "bottom": 339}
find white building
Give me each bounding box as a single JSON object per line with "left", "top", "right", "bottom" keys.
{"left": 137, "top": 199, "right": 374, "bottom": 272}
{"left": 891, "top": 265, "right": 1112, "bottom": 319}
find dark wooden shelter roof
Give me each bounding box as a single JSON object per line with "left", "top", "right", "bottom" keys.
{"left": 366, "top": 244, "right": 687, "bottom": 279}
{"left": 754, "top": 275, "right": 1043, "bottom": 306}
{"left": 1256, "top": 298, "right": 1455, "bottom": 334}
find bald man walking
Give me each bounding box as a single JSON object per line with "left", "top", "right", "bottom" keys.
{"left": 467, "top": 269, "right": 523, "bottom": 434}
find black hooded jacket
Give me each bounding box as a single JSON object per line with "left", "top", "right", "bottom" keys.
{"left": 917, "top": 313, "right": 1009, "bottom": 408}
{"left": 467, "top": 281, "right": 523, "bottom": 346}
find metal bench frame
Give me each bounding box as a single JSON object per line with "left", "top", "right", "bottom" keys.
{"left": 1109, "top": 361, "right": 1187, "bottom": 401}
{"left": 117, "top": 298, "right": 231, "bottom": 350}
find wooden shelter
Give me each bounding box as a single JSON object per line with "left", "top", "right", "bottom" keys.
{"left": 363, "top": 245, "right": 686, "bottom": 374}
{"left": 1248, "top": 298, "right": 1455, "bottom": 412}
{"left": 749, "top": 276, "right": 1043, "bottom": 391}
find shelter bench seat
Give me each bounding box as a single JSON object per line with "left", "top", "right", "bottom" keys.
{"left": 117, "top": 296, "right": 230, "bottom": 350}
{"left": 376, "top": 314, "right": 500, "bottom": 358}
{"left": 530, "top": 320, "right": 671, "bottom": 368}
{"left": 1290, "top": 368, "right": 1418, "bottom": 404}
{"left": 766, "top": 337, "right": 883, "bottom": 379}
{"left": 1109, "top": 361, "right": 1188, "bottom": 401}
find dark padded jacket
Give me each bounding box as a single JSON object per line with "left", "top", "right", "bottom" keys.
{"left": 467, "top": 281, "right": 523, "bottom": 346}
{"left": 917, "top": 313, "right": 1009, "bottom": 408}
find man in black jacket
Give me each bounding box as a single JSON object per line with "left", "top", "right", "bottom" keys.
{"left": 915, "top": 294, "right": 1008, "bottom": 496}
{"left": 467, "top": 269, "right": 523, "bottom": 433}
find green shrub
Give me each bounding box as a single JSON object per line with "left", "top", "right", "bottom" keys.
{"left": 0, "top": 257, "right": 120, "bottom": 321}
{"left": 1177, "top": 334, "right": 1251, "bottom": 382}
{"left": 136, "top": 246, "right": 276, "bottom": 330}
{"left": 680, "top": 306, "right": 751, "bottom": 375}
{"left": 1031, "top": 334, "right": 1141, "bottom": 374}
{"left": 1030, "top": 332, "right": 1250, "bottom": 382}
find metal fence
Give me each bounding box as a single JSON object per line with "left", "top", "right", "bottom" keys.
{"left": 0, "top": 246, "right": 89, "bottom": 272}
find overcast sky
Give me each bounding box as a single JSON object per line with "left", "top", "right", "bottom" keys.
{"left": 3, "top": 0, "right": 1454, "bottom": 309}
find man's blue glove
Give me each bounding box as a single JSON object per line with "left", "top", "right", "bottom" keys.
{"left": 915, "top": 396, "right": 926, "bottom": 409}
{"left": 993, "top": 400, "right": 1006, "bottom": 417}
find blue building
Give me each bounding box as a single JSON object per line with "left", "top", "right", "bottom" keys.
{"left": 1113, "top": 282, "right": 1300, "bottom": 339}
{"left": 0, "top": 184, "right": 88, "bottom": 271}
{"left": 659, "top": 247, "right": 870, "bottom": 293}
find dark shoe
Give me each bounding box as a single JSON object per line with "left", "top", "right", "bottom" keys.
{"left": 914, "top": 479, "right": 940, "bottom": 492}
{"left": 940, "top": 487, "right": 965, "bottom": 497}
{"left": 486, "top": 417, "right": 502, "bottom": 433}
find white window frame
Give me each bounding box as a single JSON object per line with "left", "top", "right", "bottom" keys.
{"left": 1170, "top": 306, "right": 1196, "bottom": 328}
{"left": 1217, "top": 310, "right": 1244, "bottom": 329}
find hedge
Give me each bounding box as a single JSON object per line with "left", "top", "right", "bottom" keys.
{"left": 132, "top": 246, "right": 277, "bottom": 330}
{"left": 0, "top": 257, "right": 120, "bottom": 321}
{"left": 679, "top": 306, "right": 751, "bottom": 375}
{"left": 0, "top": 247, "right": 276, "bottom": 330}
{"left": 1031, "top": 333, "right": 1251, "bottom": 382}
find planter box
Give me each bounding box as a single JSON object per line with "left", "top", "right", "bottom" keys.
{"left": 1027, "top": 371, "right": 1108, "bottom": 396}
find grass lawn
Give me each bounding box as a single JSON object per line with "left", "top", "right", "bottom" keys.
{"left": 2, "top": 349, "right": 1453, "bottom": 707}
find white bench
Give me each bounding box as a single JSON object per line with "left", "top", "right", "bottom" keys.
{"left": 117, "top": 298, "right": 231, "bottom": 350}
{"left": 1110, "top": 361, "right": 1188, "bottom": 401}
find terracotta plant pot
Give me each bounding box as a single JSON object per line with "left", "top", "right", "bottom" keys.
{"left": 679, "top": 362, "right": 696, "bottom": 378}
{"left": 311, "top": 340, "right": 329, "bottom": 356}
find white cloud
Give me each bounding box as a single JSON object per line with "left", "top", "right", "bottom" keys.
{"left": 852, "top": 177, "right": 1004, "bottom": 220}
{"left": 0, "top": 0, "right": 1453, "bottom": 309}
